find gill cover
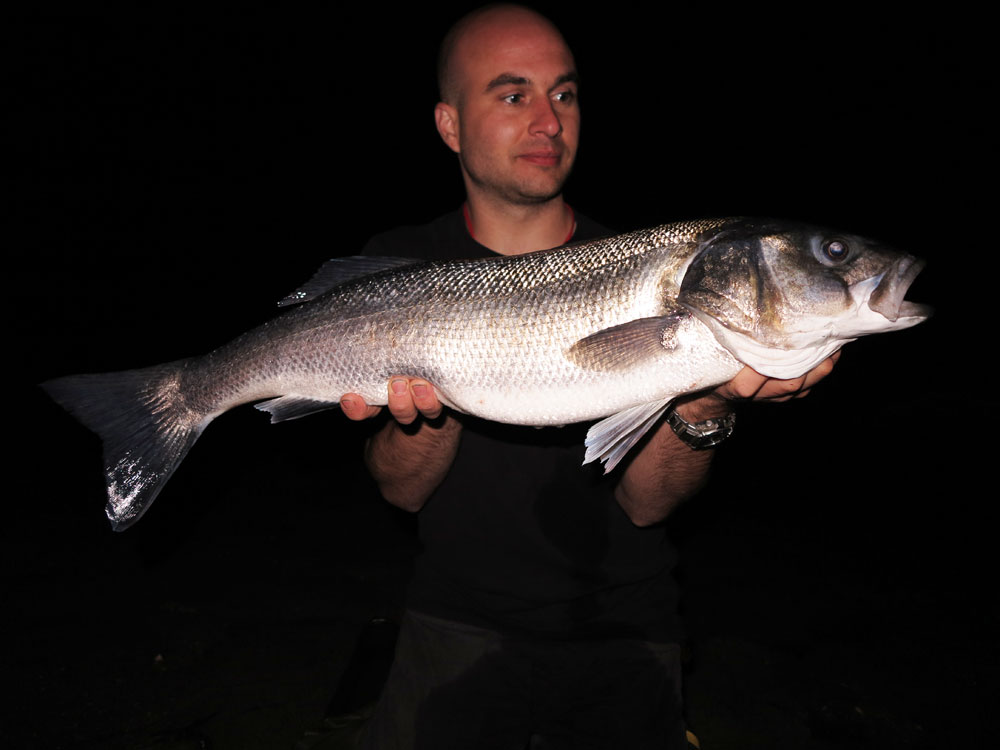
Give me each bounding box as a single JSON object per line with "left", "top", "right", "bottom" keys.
{"left": 677, "top": 221, "right": 780, "bottom": 344}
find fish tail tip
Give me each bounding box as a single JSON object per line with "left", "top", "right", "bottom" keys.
{"left": 46, "top": 361, "right": 207, "bottom": 531}
{"left": 106, "top": 513, "right": 139, "bottom": 533}
{"left": 106, "top": 515, "right": 128, "bottom": 533}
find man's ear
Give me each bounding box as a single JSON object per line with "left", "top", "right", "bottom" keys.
{"left": 434, "top": 102, "right": 460, "bottom": 154}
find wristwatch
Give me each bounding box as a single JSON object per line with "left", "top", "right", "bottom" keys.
{"left": 665, "top": 405, "right": 735, "bottom": 450}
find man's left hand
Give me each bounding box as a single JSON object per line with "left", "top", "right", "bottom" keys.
{"left": 715, "top": 351, "right": 841, "bottom": 404}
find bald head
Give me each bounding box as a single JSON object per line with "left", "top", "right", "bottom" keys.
{"left": 437, "top": 4, "right": 574, "bottom": 107}
{"left": 432, "top": 3, "right": 580, "bottom": 210}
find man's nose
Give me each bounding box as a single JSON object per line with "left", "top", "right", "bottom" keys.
{"left": 529, "top": 98, "right": 562, "bottom": 138}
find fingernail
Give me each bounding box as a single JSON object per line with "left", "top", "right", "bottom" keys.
{"left": 391, "top": 379, "right": 408, "bottom": 395}
{"left": 340, "top": 397, "right": 354, "bottom": 409}
{"left": 412, "top": 383, "right": 428, "bottom": 398}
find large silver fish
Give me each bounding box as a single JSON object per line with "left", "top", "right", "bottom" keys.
{"left": 44, "top": 217, "right": 930, "bottom": 530}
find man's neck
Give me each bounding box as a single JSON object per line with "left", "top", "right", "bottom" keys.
{"left": 463, "top": 194, "right": 575, "bottom": 256}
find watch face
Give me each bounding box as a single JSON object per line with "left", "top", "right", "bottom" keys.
{"left": 668, "top": 409, "right": 735, "bottom": 450}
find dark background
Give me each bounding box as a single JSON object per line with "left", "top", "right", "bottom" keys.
{"left": 9, "top": 6, "right": 993, "bottom": 749}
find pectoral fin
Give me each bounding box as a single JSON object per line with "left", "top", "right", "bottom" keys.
{"left": 583, "top": 398, "right": 675, "bottom": 473}
{"left": 566, "top": 313, "right": 688, "bottom": 372}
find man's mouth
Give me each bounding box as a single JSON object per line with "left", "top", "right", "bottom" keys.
{"left": 518, "top": 150, "right": 562, "bottom": 166}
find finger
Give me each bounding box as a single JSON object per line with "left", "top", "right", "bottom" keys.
{"left": 410, "top": 380, "right": 443, "bottom": 419}
{"left": 340, "top": 394, "right": 382, "bottom": 421}
{"left": 719, "top": 367, "right": 770, "bottom": 400}
{"left": 801, "top": 352, "right": 840, "bottom": 390}
{"left": 759, "top": 374, "right": 808, "bottom": 400}
{"left": 767, "top": 383, "right": 807, "bottom": 402}
{"left": 387, "top": 377, "right": 419, "bottom": 425}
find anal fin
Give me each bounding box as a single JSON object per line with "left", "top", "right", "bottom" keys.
{"left": 255, "top": 395, "right": 342, "bottom": 423}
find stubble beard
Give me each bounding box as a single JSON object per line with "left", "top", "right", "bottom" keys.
{"left": 460, "top": 152, "right": 573, "bottom": 207}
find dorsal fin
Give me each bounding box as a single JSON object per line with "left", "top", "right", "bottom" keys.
{"left": 277, "top": 256, "right": 423, "bottom": 307}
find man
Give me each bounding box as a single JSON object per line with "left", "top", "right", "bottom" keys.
{"left": 340, "top": 5, "right": 836, "bottom": 748}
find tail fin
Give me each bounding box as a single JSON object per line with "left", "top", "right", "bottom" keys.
{"left": 42, "top": 360, "right": 208, "bottom": 531}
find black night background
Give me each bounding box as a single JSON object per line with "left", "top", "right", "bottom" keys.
{"left": 8, "top": 6, "right": 994, "bottom": 749}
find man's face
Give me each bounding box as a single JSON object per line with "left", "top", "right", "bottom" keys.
{"left": 440, "top": 12, "right": 580, "bottom": 206}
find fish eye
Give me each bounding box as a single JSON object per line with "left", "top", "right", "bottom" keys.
{"left": 823, "top": 239, "right": 849, "bottom": 262}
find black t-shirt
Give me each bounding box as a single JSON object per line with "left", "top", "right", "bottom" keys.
{"left": 363, "top": 209, "right": 681, "bottom": 642}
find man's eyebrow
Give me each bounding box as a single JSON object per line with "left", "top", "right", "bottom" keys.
{"left": 551, "top": 72, "right": 579, "bottom": 90}
{"left": 485, "top": 73, "right": 529, "bottom": 91}
{"left": 484, "top": 71, "right": 579, "bottom": 93}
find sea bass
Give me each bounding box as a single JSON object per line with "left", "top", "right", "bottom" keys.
{"left": 43, "top": 217, "right": 930, "bottom": 530}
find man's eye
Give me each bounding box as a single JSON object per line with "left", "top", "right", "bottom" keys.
{"left": 553, "top": 90, "right": 575, "bottom": 104}
{"left": 503, "top": 93, "right": 524, "bottom": 104}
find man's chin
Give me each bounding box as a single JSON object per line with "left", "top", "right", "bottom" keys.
{"left": 508, "top": 176, "right": 572, "bottom": 205}
{"left": 509, "top": 191, "right": 564, "bottom": 206}
{"left": 463, "top": 163, "right": 573, "bottom": 206}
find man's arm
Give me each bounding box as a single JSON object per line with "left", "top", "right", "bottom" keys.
{"left": 343, "top": 355, "right": 839, "bottom": 518}
{"left": 341, "top": 378, "right": 460, "bottom": 512}
{"left": 614, "top": 354, "right": 840, "bottom": 526}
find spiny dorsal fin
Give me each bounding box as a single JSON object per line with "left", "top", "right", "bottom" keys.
{"left": 277, "top": 256, "right": 423, "bottom": 307}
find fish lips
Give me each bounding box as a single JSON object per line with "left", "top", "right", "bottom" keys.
{"left": 867, "top": 255, "right": 933, "bottom": 323}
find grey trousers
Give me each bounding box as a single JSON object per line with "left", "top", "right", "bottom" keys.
{"left": 360, "top": 610, "right": 686, "bottom": 750}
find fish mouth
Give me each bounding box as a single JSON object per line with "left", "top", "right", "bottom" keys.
{"left": 867, "top": 255, "right": 933, "bottom": 322}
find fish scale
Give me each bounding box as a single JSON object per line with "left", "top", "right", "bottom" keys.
{"left": 43, "top": 217, "right": 929, "bottom": 530}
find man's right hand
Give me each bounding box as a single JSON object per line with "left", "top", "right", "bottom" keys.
{"left": 340, "top": 377, "right": 443, "bottom": 424}
{"left": 341, "top": 379, "right": 458, "bottom": 512}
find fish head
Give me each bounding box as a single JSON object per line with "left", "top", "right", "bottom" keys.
{"left": 677, "top": 218, "right": 932, "bottom": 378}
